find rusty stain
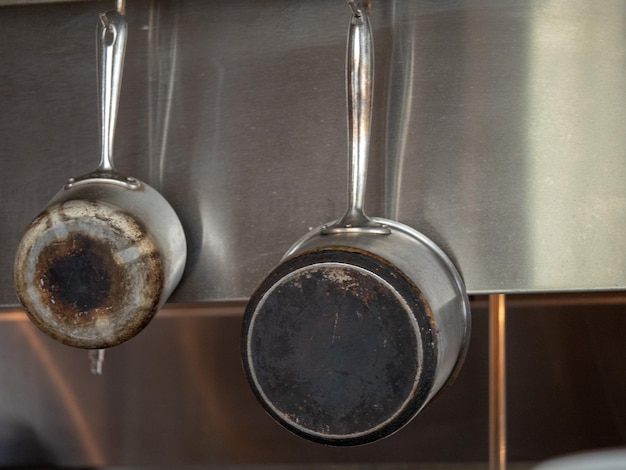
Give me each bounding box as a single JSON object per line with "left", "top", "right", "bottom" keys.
{"left": 38, "top": 233, "right": 114, "bottom": 317}
{"left": 14, "top": 199, "right": 164, "bottom": 349}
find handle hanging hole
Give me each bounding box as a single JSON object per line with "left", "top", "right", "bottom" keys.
{"left": 99, "top": 13, "right": 117, "bottom": 45}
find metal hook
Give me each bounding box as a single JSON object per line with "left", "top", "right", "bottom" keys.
{"left": 99, "top": 11, "right": 112, "bottom": 31}
{"left": 100, "top": 0, "right": 126, "bottom": 30}
{"left": 346, "top": 0, "right": 371, "bottom": 17}
{"left": 99, "top": 11, "right": 118, "bottom": 49}
{"left": 346, "top": 0, "right": 362, "bottom": 17}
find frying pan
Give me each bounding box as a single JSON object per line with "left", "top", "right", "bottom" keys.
{"left": 242, "top": 1, "right": 470, "bottom": 446}
{"left": 13, "top": 9, "right": 187, "bottom": 349}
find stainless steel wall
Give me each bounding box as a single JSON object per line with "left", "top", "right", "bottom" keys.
{"left": 1, "top": 296, "right": 626, "bottom": 467}
{"left": 2, "top": 0, "right": 626, "bottom": 307}
{"left": 2, "top": 1, "right": 626, "bottom": 468}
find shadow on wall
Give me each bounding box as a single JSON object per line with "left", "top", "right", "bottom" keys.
{"left": 0, "top": 420, "right": 55, "bottom": 467}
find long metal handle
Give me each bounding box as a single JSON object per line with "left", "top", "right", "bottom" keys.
{"left": 97, "top": 10, "right": 127, "bottom": 173}
{"left": 67, "top": 9, "right": 138, "bottom": 190}
{"left": 322, "top": 0, "right": 389, "bottom": 235}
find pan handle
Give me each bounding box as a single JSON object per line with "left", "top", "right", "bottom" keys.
{"left": 322, "top": 1, "right": 390, "bottom": 235}
{"left": 97, "top": 10, "right": 127, "bottom": 174}
{"left": 66, "top": 9, "right": 139, "bottom": 190}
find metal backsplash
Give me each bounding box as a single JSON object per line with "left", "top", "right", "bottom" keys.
{"left": 1, "top": 297, "right": 626, "bottom": 467}
{"left": 2, "top": 0, "right": 626, "bottom": 307}
{"left": 2, "top": 3, "right": 626, "bottom": 468}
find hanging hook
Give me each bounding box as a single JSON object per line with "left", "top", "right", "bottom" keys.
{"left": 346, "top": 0, "right": 361, "bottom": 17}
{"left": 100, "top": 0, "right": 126, "bottom": 29}
{"left": 346, "top": 0, "right": 371, "bottom": 17}
{"left": 99, "top": 11, "right": 111, "bottom": 31}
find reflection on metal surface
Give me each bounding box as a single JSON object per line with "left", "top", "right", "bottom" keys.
{"left": 1, "top": 298, "right": 626, "bottom": 466}
{"left": 383, "top": 1, "right": 415, "bottom": 221}
{"left": 2, "top": 1, "right": 626, "bottom": 302}
{"left": 0, "top": 0, "right": 92, "bottom": 4}
{"left": 147, "top": 0, "right": 179, "bottom": 189}
{"left": 527, "top": 1, "right": 626, "bottom": 291}
{"left": 489, "top": 294, "right": 506, "bottom": 470}
{"left": 17, "top": 319, "right": 105, "bottom": 465}
{"left": 175, "top": 318, "right": 238, "bottom": 457}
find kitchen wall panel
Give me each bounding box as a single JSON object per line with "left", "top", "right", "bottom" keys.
{"left": 1, "top": 297, "right": 626, "bottom": 467}
{"left": 2, "top": 0, "right": 626, "bottom": 306}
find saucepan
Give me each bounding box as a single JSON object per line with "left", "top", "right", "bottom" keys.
{"left": 13, "top": 9, "right": 187, "bottom": 349}
{"left": 242, "top": 0, "right": 470, "bottom": 446}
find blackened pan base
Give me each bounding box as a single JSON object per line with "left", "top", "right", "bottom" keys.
{"left": 14, "top": 200, "right": 164, "bottom": 349}
{"left": 243, "top": 248, "right": 437, "bottom": 445}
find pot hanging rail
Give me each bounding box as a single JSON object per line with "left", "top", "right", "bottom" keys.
{"left": 241, "top": 0, "right": 470, "bottom": 446}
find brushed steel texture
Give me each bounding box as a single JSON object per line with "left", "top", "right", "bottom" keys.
{"left": 2, "top": 0, "right": 626, "bottom": 307}
{"left": 1, "top": 298, "right": 626, "bottom": 466}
